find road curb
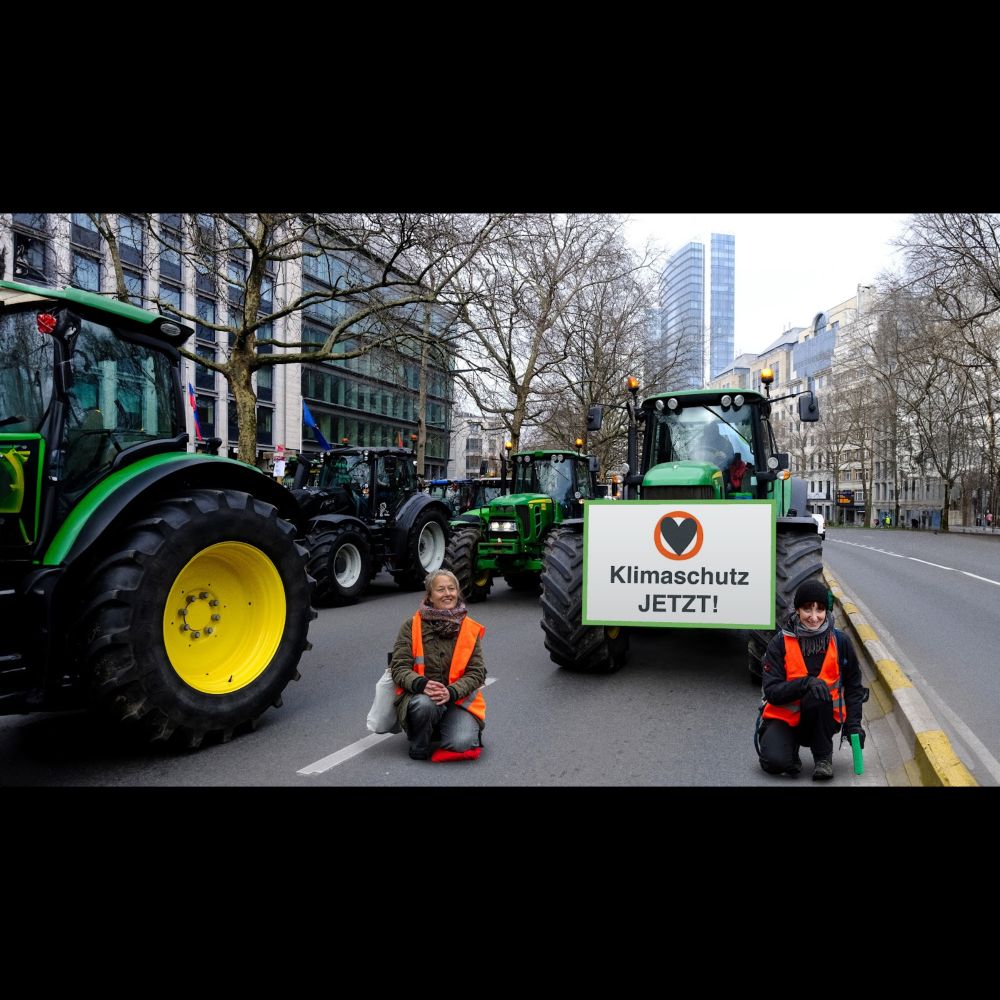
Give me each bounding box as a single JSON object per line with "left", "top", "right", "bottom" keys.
{"left": 823, "top": 571, "right": 977, "bottom": 787}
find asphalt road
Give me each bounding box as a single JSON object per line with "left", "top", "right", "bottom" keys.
{"left": 823, "top": 526, "right": 1000, "bottom": 784}
{"left": 0, "top": 569, "right": 880, "bottom": 787}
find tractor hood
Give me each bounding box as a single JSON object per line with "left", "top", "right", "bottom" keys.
{"left": 643, "top": 461, "right": 722, "bottom": 492}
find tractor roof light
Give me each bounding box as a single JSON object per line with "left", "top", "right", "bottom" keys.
{"left": 778, "top": 470, "right": 791, "bottom": 480}
{"left": 734, "top": 394, "right": 745, "bottom": 408}
{"left": 760, "top": 368, "right": 774, "bottom": 385}
{"left": 666, "top": 397, "right": 679, "bottom": 411}
{"left": 721, "top": 394, "right": 732, "bottom": 408}
{"left": 654, "top": 399, "right": 665, "bottom": 411}
{"left": 627, "top": 376, "right": 640, "bottom": 392}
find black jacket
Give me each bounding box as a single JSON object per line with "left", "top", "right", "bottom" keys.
{"left": 761, "top": 618, "right": 865, "bottom": 730}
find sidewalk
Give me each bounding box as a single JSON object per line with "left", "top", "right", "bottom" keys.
{"left": 825, "top": 571, "right": 977, "bottom": 787}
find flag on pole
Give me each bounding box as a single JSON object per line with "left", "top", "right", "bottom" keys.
{"left": 187, "top": 383, "right": 203, "bottom": 442}
{"left": 397, "top": 431, "right": 404, "bottom": 448}
{"left": 303, "top": 401, "right": 332, "bottom": 451}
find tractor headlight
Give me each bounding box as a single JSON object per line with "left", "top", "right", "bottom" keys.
{"left": 489, "top": 519, "right": 518, "bottom": 533}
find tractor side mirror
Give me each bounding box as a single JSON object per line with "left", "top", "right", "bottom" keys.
{"left": 798, "top": 391, "right": 819, "bottom": 422}
{"left": 587, "top": 405, "right": 603, "bottom": 432}
{"left": 293, "top": 460, "right": 311, "bottom": 489}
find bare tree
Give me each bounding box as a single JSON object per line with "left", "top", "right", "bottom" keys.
{"left": 450, "top": 214, "right": 643, "bottom": 453}
{"left": 96, "top": 213, "right": 506, "bottom": 463}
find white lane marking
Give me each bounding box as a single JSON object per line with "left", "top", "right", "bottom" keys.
{"left": 298, "top": 677, "right": 497, "bottom": 776}
{"left": 830, "top": 539, "right": 1000, "bottom": 585}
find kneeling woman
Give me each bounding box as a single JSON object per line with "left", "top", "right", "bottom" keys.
{"left": 389, "top": 569, "right": 486, "bottom": 761}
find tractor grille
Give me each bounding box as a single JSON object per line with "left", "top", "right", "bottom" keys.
{"left": 642, "top": 486, "right": 714, "bottom": 501}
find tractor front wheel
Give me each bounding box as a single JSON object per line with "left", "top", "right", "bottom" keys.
{"left": 443, "top": 525, "right": 493, "bottom": 603}
{"left": 305, "top": 525, "right": 372, "bottom": 606}
{"left": 539, "top": 529, "right": 628, "bottom": 673}
{"left": 394, "top": 507, "right": 449, "bottom": 590}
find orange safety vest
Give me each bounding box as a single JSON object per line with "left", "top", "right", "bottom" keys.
{"left": 762, "top": 632, "right": 846, "bottom": 726}
{"left": 396, "top": 612, "right": 487, "bottom": 723}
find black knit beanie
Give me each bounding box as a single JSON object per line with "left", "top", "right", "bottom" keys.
{"left": 794, "top": 579, "right": 829, "bottom": 609}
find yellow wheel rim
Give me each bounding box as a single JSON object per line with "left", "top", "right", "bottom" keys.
{"left": 606, "top": 627, "right": 620, "bottom": 640}
{"left": 162, "top": 541, "right": 286, "bottom": 694}
{"left": 474, "top": 572, "right": 490, "bottom": 588}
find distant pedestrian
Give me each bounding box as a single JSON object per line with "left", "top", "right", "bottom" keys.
{"left": 988, "top": 512, "right": 994, "bottom": 528}
{"left": 884, "top": 514, "right": 891, "bottom": 528}
{"left": 755, "top": 580, "right": 866, "bottom": 782}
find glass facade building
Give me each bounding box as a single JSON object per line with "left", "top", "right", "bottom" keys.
{"left": 658, "top": 233, "right": 735, "bottom": 388}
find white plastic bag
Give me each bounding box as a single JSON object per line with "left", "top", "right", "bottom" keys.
{"left": 366, "top": 668, "right": 402, "bottom": 734}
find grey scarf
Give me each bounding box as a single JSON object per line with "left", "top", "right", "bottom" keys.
{"left": 789, "top": 614, "right": 833, "bottom": 659}
{"left": 417, "top": 599, "right": 468, "bottom": 639}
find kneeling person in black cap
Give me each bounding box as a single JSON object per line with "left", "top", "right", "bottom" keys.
{"left": 757, "top": 579, "right": 866, "bottom": 781}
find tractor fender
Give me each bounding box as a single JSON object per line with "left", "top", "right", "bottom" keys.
{"left": 776, "top": 515, "right": 821, "bottom": 533}
{"left": 44, "top": 453, "right": 302, "bottom": 569}
{"left": 389, "top": 493, "right": 451, "bottom": 562}
{"left": 557, "top": 517, "right": 584, "bottom": 534}
{"left": 304, "top": 512, "right": 372, "bottom": 537}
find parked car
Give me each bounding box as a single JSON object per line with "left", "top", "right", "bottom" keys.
{"left": 811, "top": 512, "right": 826, "bottom": 539}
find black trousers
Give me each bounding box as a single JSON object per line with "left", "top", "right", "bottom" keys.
{"left": 759, "top": 703, "right": 839, "bottom": 774}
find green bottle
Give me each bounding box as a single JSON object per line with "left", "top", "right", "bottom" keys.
{"left": 850, "top": 733, "right": 864, "bottom": 775}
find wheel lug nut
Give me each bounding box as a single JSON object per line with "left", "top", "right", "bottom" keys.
{"left": 178, "top": 609, "right": 187, "bottom": 617}
{"left": 181, "top": 624, "right": 190, "bottom": 631}
{"left": 211, "top": 614, "right": 221, "bottom": 621}
{"left": 204, "top": 627, "right": 214, "bottom": 635}
{"left": 186, "top": 595, "right": 196, "bottom": 604}
{"left": 209, "top": 599, "right": 220, "bottom": 607}
{"left": 199, "top": 592, "right": 208, "bottom": 600}
{"left": 191, "top": 631, "right": 201, "bottom": 639}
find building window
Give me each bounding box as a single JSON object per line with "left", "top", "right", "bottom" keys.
{"left": 71, "top": 213, "right": 101, "bottom": 250}
{"left": 13, "top": 231, "right": 47, "bottom": 283}
{"left": 195, "top": 395, "right": 216, "bottom": 438}
{"left": 118, "top": 215, "right": 144, "bottom": 268}
{"left": 196, "top": 296, "right": 216, "bottom": 344}
{"left": 123, "top": 269, "right": 143, "bottom": 306}
{"left": 159, "top": 281, "right": 182, "bottom": 315}
{"left": 71, "top": 251, "right": 100, "bottom": 292}
{"left": 195, "top": 344, "right": 216, "bottom": 391}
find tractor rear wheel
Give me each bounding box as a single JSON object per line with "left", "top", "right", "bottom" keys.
{"left": 305, "top": 524, "right": 372, "bottom": 606}
{"left": 747, "top": 529, "right": 824, "bottom": 681}
{"left": 539, "top": 529, "right": 628, "bottom": 673}
{"left": 76, "top": 489, "right": 314, "bottom": 747}
{"left": 443, "top": 524, "right": 493, "bottom": 603}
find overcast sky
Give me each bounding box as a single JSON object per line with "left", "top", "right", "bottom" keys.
{"left": 624, "top": 213, "right": 912, "bottom": 357}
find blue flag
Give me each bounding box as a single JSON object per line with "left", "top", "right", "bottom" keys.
{"left": 302, "top": 401, "right": 332, "bottom": 451}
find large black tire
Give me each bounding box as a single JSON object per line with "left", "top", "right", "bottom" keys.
{"left": 443, "top": 525, "right": 493, "bottom": 603}
{"left": 394, "top": 506, "right": 449, "bottom": 590}
{"left": 747, "top": 530, "right": 824, "bottom": 681}
{"left": 503, "top": 570, "right": 542, "bottom": 594}
{"left": 304, "top": 525, "right": 372, "bottom": 606}
{"left": 76, "top": 489, "right": 315, "bottom": 747}
{"left": 539, "top": 529, "right": 629, "bottom": 673}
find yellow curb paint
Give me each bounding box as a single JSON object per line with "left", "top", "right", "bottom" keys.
{"left": 841, "top": 602, "right": 859, "bottom": 615}
{"left": 914, "top": 730, "right": 978, "bottom": 787}
{"left": 874, "top": 658, "right": 912, "bottom": 691}
{"left": 854, "top": 623, "right": 878, "bottom": 643}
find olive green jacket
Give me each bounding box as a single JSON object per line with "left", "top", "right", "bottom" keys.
{"left": 389, "top": 615, "right": 486, "bottom": 731}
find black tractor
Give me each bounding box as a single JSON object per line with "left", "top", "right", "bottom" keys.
{"left": 291, "top": 445, "right": 451, "bottom": 605}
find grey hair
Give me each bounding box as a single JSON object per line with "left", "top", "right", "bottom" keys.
{"left": 424, "top": 568, "right": 463, "bottom": 600}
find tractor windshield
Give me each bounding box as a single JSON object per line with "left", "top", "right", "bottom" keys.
{"left": 648, "top": 402, "right": 756, "bottom": 470}
{"left": 0, "top": 309, "right": 54, "bottom": 432}
{"left": 514, "top": 455, "right": 593, "bottom": 503}
{"left": 61, "top": 317, "right": 181, "bottom": 495}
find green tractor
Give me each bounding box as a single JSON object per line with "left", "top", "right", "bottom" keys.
{"left": 539, "top": 375, "right": 822, "bottom": 677}
{"left": 444, "top": 446, "right": 599, "bottom": 602}
{"left": 0, "top": 280, "right": 314, "bottom": 746}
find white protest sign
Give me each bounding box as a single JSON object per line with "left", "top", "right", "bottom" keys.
{"left": 273, "top": 459, "right": 286, "bottom": 478}
{"left": 582, "top": 500, "right": 775, "bottom": 628}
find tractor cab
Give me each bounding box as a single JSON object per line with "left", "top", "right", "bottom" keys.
{"left": 299, "top": 446, "right": 418, "bottom": 522}
{"left": 509, "top": 449, "right": 596, "bottom": 519}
